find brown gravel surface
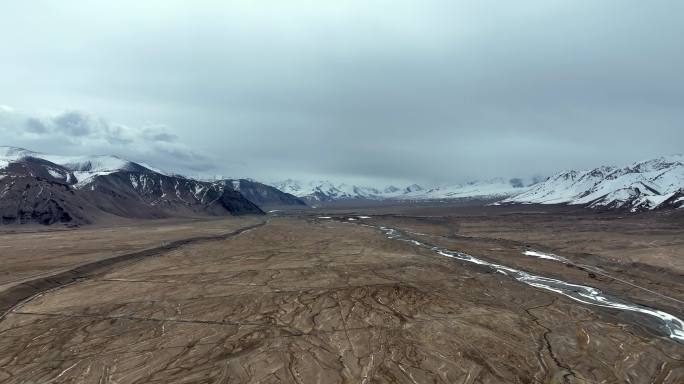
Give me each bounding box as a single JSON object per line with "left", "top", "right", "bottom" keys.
{"left": 0, "top": 217, "right": 264, "bottom": 291}
{"left": 0, "top": 211, "right": 683, "bottom": 383}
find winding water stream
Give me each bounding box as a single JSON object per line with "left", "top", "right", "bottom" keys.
{"left": 334, "top": 217, "right": 684, "bottom": 344}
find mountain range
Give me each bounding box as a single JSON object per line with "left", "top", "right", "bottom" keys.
{"left": 273, "top": 156, "right": 684, "bottom": 212}
{"left": 272, "top": 178, "right": 535, "bottom": 204}
{"left": 502, "top": 155, "right": 684, "bottom": 211}
{"left": 0, "top": 147, "right": 304, "bottom": 225}
{"left": 2, "top": 146, "right": 682, "bottom": 225}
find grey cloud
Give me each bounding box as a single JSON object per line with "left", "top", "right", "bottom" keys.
{"left": 149, "top": 133, "right": 177, "bottom": 142}
{"left": 152, "top": 142, "right": 213, "bottom": 171}
{"left": 1, "top": 1, "right": 683, "bottom": 185}
{"left": 53, "top": 111, "right": 92, "bottom": 137}
{"left": 143, "top": 126, "right": 178, "bottom": 143}
{"left": 103, "top": 124, "right": 135, "bottom": 145}
{"left": 25, "top": 117, "right": 47, "bottom": 133}
{"left": 0, "top": 108, "right": 212, "bottom": 175}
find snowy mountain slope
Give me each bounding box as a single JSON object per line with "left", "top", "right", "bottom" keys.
{"left": 82, "top": 172, "right": 263, "bottom": 218}
{"left": 503, "top": 167, "right": 617, "bottom": 205}
{"left": 659, "top": 188, "right": 684, "bottom": 209}
{"left": 0, "top": 146, "right": 35, "bottom": 160}
{"left": 272, "top": 180, "right": 384, "bottom": 202}
{"left": 0, "top": 146, "right": 320, "bottom": 223}
{"left": 0, "top": 146, "right": 264, "bottom": 225}
{"left": 0, "top": 156, "right": 102, "bottom": 225}
{"left": 223, "top": 179, "right": 306, "bottom": 207}
{"left": 404, "top": 178, "right": 531, "bottom": 200}
{"left": 0, "top": 146, "right": 155, "bottom": 187}
{"left": 503, "top": 155, "right": 684, "bottom": 211}
{"left": 272, "top": 178, "right": 532, "bottom": 203}
{"left": 0, "top": 147, "right": 34, "bottom": 171}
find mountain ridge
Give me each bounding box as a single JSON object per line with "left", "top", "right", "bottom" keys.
{"left": 3, "top": 146, "right": 683, "bottom": 225}
{"left": 271, "top": 177, "right": 535, "bottom": 204}
{"left": 272, "top": 155, "right": 684, "bottom": 211}
{"left": 0, "top": 147, "right": 305, "bottom": 225}
{"left": 502, "top": 155, "right": 684, "bottom": 211}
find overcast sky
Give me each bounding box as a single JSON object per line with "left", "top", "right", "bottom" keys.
{"left": 1, "top": 0, "right": 683, "bottom": 186}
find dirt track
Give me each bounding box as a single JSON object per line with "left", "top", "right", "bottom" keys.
{"left": 0, "top": 221, "right": 267, "bottom": 318}
{"left": 0, "top": 212, "right": 683, "bottom": 383}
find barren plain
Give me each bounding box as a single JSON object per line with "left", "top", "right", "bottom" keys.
{"left": 0, "top": 206, "right": 683, "bottom": 383}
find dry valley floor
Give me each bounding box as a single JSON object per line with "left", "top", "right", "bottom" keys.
{"left": 0, "top": 208, "right": 683, "bottom": 383}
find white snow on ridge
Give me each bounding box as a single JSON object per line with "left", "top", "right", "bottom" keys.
{"left": 273, "top": 179, "right": 384, "bottom": 201}
{"left": 0, "top": 146, "right": 36, "bottom": 159}
{"left": 0, "top": 147, "right": 36, "bottom": 170}
{"left": 4, "top": 145, "right": 683, "bottom": 212}
{"left": 505, "top": 155, "right": 684, "bottom": 211}
{"left": 273, "top": 177, "right": 531, "bottom": 202}
{"left": 0, "top": 146, "right": 156, "bottom": 188}
{"left": 404, "top": 178, "right": 530, "bottom": 200}
{"left": 275, "top": 155, "right": 684, "bottom": 211}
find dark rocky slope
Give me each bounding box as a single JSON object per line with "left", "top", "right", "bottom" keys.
{"left": 0, "top": 155, "right": 264, "bottom": 226}
{"left": 224, "top": 179, "right": 306, "bottom": 208}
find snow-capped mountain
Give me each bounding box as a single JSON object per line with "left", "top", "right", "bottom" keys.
{"left": 404, "top": 178, "right": 532, "bottom": 200}
{"left": 6, "top": 145, "right": 681, "bottom": 223}
{"left": 272, "top": 179, "right": 384, "bottom": 202}
{"left": 0, "top": 147, "right": 272, "bottom": 225}
{"left": 0, "top": 146, "right": 156, "bottom": 187}
{"left": 272, "top": 178, "right": 532, "bottom": 203}
{"left": 223, "top": 179, "right": 306, "bottom": 208}
{"left": 503, "top": 155, "right": 684, "bottom": 211}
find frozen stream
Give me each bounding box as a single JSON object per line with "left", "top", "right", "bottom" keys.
{"left": 338, "top": 218, "right": 684, "bottom": 344}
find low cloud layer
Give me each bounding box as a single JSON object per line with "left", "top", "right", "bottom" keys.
{"left": 0, "top": 107, "right": 213, "bottom": 174}
{"left": 1, "top": 1, "right": 683, "bottom": 186}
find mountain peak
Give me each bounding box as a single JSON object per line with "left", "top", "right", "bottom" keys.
{"left": 0, "top": 147, "right": 158, "bottom": 187}
{"left": 0, "top": 146, "right": 38, "bottom": 159}
{"left": 404, "top": 184, "right": 424, "bottom": 193}
{"left": 504, "top": 155, "right": 684, "bottom": 211}
{"left": 627, "top": 154, "right": 683, "bottom": 173}
{"left": 270, "top": 178, "right": 535, "bottom": 203}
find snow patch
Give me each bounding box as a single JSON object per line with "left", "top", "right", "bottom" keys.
{"left": 523, "top": 250, "right": 568, "bottom": 262}
{"left": 47, "top": 169, "right": 64, "bottom": 179}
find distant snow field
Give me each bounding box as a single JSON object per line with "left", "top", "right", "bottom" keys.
{"left": 3, "top": 146, "right": 683, "bottom": 212}
{"left": 272, "top": 155, "right": 684, "bottom": 211}
{"left": 272, "top": 177, "right": 534, "bottom": 203}
{"left": 504, "top": 155, "right": 684, "bottom": 211}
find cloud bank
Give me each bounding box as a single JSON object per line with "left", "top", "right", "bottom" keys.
{"left": 0, "top": 108, "right": 213, "bottom": 175}
{"left": 1, "top": 1, "right": 683, "bottom": 185}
